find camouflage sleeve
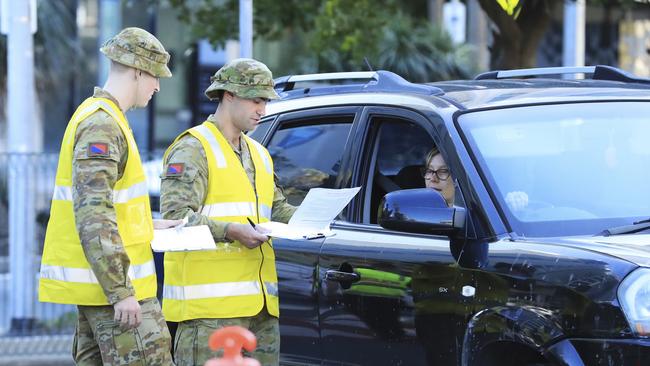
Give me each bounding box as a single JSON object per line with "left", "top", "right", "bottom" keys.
{"left": 72, "top": 111, "right": 133, "bottom": 305}
{"left": 271, "top": 173, "right": 297, "bottom": 224}
{"left": 160, "top": 135, "right": 231, "bottom": 242}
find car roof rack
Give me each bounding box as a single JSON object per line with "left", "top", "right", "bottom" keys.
{"left": 474, "top": 65, "right": 650, "bottom": 85}
{"left": 274, "top": 70, "right": 443, "bottom": 99}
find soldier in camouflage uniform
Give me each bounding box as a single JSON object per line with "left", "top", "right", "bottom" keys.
{"left": 39, "top": 27, "right": 177, "bottom": 365}
{"left": 160, "top": 58, "right": 297, "bottom": 366}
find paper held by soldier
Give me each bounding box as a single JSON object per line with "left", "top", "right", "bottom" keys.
{"left": 258, "top": 187, "right": 361, "bottom": 240}
{"left": 151, "top": 220, "right": 216, "bottom": 252}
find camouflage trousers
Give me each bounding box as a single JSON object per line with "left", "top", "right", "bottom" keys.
{"left": 73, "top": 297, "right": 174, "bottom": 366}
{"left": 173, "top": 310, "right": 279, "bottom": 366}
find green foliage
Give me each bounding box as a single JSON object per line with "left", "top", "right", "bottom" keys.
{"left": 377, "top": 15, "right": 475, "bottom": 82}
{"left": 313, "top": 11, "right": 475, "bottom": 80}
{"left": 310, "top": 0, "right": 399, "bottom": 69}
{"left": 165, "top": 0, "right": 317, "bottom": 48}
{"left": 163, "top": 0, "right": 475, "bottom": 81}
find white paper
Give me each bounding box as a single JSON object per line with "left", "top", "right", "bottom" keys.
{"left": 259, "top": 187, "right": 360, "bottom": 240}
{"left": 151, "top": 225, "right": 216, "bottom": 252}
{"left": 257, "top": 221, "right": 333, "bottom": 240}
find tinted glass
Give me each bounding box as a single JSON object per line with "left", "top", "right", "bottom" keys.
{"left": 365, "top": 119, "right": 435, "bottom": 223}
{"left": 459, "top": 101, "right": 650, "bottom": 237}
{"left": 267, "top": 119, "right": 353, "bottom": 205}
{"left": 247, "top": 117, "right": 274, "bottom": 142}
{"left": 376, "top": 121, "right": 433, "bottom": 176}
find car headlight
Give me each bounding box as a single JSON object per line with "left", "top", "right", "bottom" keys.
{"left": 618, "top": 267, "right": 650, "bottom": 336}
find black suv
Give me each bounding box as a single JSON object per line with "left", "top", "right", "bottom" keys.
{"left": 246, "top": 66, "right": 650, "bottom": 366}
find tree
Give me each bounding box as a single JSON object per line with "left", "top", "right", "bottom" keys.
{"left": 479, "top": 0, "right": 641, "bottom": 69}
{"left": 478, "top": 0, "right": 559, "bottom": 69}
{"left": 164, "top": 0, "right": 644, "bottom": 74}
{"left": 163, "top": 0, "right": 475, "bottom": 81}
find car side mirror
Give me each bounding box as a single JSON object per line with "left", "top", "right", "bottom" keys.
{"left": 378, "top": 188, "right": 465, "bottom": 235}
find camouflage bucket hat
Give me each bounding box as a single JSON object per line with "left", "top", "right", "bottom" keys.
{"left": 100, "top": 27, "right": 171, "bottom": 78}
{"left": 205, "top": 58, "right": 280, "bottom": 101}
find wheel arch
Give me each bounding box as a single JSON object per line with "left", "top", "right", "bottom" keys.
{"left": 461, "top": 306, "right": 584, "bottom": 366}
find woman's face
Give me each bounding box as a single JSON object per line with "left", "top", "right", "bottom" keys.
{"left": 424, "top": 153, "right": 454, "bottom": 206}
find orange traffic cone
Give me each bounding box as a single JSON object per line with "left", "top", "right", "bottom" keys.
{"left": 203, "top": 326, "right": 261, "bottom": 366}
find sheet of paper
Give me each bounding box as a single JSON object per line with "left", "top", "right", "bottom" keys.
{"left": 257, "top": 221, "right": 333, "bottom": 240}
{"left": 151, "top": 225, "right": 216, "bottom": 252}
{"left": 258, "top": 187, "right": 360, "bottom": 240}
{"left": 289, "top": 187, "right": 361, "bottom": 229}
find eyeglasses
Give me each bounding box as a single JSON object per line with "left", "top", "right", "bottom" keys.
{"left": 420, "top": 167, "right": 451, "bottom": 181}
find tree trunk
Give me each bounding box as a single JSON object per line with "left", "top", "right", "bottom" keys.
{"left": 478, "top": 0, "right": 560, "bottom": 70}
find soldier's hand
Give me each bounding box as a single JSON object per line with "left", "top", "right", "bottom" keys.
{"left": 153, "top": 218, "right": 185, "bottom": 229}
{"left": 114, "top": 296, "right": 142, "bottom": 329}
{"left": 255, "top": 225, "right": 271, "bottom": 235}
{"left": 226, "top": 223, "right": 269, "bottom": 249}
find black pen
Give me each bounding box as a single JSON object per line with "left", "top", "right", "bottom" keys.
{"left": 246, "top": 217, "right": 256, "bottom": 229}
{"left": 247, "top": 217, "right": 270, "bottom": 244}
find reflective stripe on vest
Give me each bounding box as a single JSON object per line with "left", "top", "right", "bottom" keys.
{"left": 164, "top": 281, "right": 261, "bottom": 301}
{"left": 265, "top": 281, "right": 278, "bottom": 297}
{"left": 40, "top": 260, "right": 155, "bottom": 284}
{"left": 194, "top": 124, "right": 227, "bottom": 168}
{"left": 246, "top": 138, "right": 272, "bottom": 174}
{"left": 52, "top": 185, "right": 73, "bottom": 201}
{"left": 200, "top": 202, "right": 272, "bottom": 219}
{"left": 258, "top": 203, "right": 272, "bottom": 220}
{"left": 73, "top": 99, "right": 120, "bottom": 124}
{"left": 51, "top": 181, "right": 149, "bottom": 203}
{"left": 164, "top": 280, "right": 277, "bottom": 300}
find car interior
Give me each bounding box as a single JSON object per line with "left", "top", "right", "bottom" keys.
{"left": 363, "top": 118, "right": 433, "bottom": 223}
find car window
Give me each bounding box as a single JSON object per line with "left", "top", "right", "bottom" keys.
{"left": 363, "top": 118, "right": 435, "bottom": 223}
{"left": 267, "top": 117, "right": 353, "bottom": 205}
{"left": 247, "top": 117, "right": 274, "bottom": 142}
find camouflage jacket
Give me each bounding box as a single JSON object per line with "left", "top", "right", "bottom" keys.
{"left": 160, "top": 115, "right": 297, "bottom": 241}
{"left": 72, "top": 87, "right": 134, "bottom": 305}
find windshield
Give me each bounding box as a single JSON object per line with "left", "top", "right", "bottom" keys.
{"left": 458, "top": 101, "right": 650, "bottom": 237}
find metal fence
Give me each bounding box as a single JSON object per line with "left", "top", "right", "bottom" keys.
{"left": 0, "top": 152, "right": 164, "bottom": 338}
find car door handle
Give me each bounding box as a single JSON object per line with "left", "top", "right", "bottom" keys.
{"left": 325, "top": 270, "right": 360, "bottom": 283}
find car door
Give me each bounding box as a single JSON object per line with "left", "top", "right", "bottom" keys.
{"left": 253, "top": 107, "right": 360, "bottom": 365}
{"left": 318, "top": 108, "right": 464, "bottom": 366}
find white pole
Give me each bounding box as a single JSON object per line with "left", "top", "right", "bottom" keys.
{"left": 239, "top": 0, "right": 253, "bottom": 58}
{"left": 7, "top": 0, "right": 37, "bottom": 333}
{"left": 563, "top": 0, "right": 586, "bottom": 77}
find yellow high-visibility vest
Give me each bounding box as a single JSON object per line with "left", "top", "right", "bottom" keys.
{"left": 38, "top": 97, "right": 156, "bottom": 305}
{"left": 162, "top": 121, "right": 277, "bottom": 322}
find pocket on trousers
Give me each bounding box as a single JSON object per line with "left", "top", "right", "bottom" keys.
{"left": 71, "top": 325, "right": 79, "bottom": 361}
{"left": 96, "top": 321, "right": 146, "bottom": 366}
{"left": 112, "top": 326, "right": 146, "bottom": 366}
